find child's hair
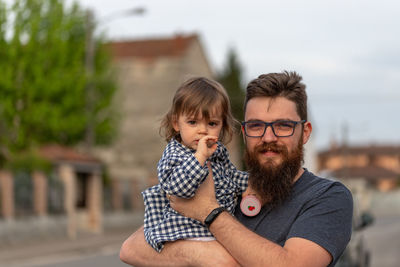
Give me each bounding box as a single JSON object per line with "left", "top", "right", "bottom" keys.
{"left": 160, "top": 77, "right": 236, "bottom": 144}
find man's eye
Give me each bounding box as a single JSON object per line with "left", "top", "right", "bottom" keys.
{"left": 247, "top": 122, "right": 264, "bottom": 130}
{"left": 274, "top": 121, "right": 294, "bottom": 129}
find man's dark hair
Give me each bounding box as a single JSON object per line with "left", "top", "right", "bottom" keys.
{"left": 244, "top": 71, "right": 308, "bottom": 121}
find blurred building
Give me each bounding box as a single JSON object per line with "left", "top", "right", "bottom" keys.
{"left": 0, "top": 145, "right": 103, "bottom": 240}
{"left": 318, "top": 144, "right": 400, "bottom": 192}
{"left": 0, "top": 33, "right": 246, "bottom": 242}
{"left": 94, "top": 33, "right": 241, "bottom": 209}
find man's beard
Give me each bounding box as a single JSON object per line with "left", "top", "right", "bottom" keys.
{"left": 244, "top": 137, "right": 304, "bottom": 208}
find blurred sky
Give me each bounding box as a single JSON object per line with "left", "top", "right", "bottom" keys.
{"left": 7, "top": 0, "right": 400, "bottom": 150}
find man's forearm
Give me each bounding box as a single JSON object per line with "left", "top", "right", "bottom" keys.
{"left": 209, "top": 212, "right": 287, "bottom": 266}
{"left": 208, "top": 212, "right": 331, "bottom": 267}
{"left": 120, "top": 226, "right": 190, "bottom": 267}
{"left": 120, "top": 226, "right": 240, "bottom": 267}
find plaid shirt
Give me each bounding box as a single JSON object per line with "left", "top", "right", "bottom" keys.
{"left": 142, "top": 138, "right": 248, "bottom": 252}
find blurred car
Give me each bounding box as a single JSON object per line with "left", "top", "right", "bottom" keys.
{"left": 336, "top": 203, "right": 374, "bottom": 267}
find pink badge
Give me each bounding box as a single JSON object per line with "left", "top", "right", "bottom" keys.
{"left": 240, "top": 195, "right": 261, "bottom": 217}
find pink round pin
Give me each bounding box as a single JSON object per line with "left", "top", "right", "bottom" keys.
{"left": 240, "top": 195, "right": 261, "bottom": 216}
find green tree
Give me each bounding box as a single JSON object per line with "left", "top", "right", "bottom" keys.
{"left": 0, "top": 0, "right": 118, "bottom": 166}
{"left": 217, "top": 48, "right": 245, "bottom": 123}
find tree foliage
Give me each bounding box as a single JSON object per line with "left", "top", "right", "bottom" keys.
{"left": 217, "top": 48, "right": 245, "bottom": 123}
{"left": 0, "top": 0, "right": 118, "bottom": 166}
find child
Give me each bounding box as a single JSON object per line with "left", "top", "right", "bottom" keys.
{"left": 142, "top": 77, "right": 249, "bottom": 252}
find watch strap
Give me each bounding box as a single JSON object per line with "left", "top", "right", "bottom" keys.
{"left": 204, "top": 207, "right": 225, "bottom": 228}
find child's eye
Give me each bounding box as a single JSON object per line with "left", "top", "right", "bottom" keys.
{"left": 209, "top": 121, "right": 219, "bottom": 127}
{"left": 187, "top": 120, "right": 196, "bottom": 125}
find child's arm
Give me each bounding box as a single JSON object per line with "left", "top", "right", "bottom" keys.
{"left": 158, "top": 145, "right": 209, "bottom": 199}
{"left": 158, "top": 137, "right": 218, "bottom": 199}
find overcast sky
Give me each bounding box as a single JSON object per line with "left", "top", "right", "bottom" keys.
{"left": 10, "top": 0, "right": 400, "bottom": 150}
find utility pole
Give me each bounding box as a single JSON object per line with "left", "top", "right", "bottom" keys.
{"left": 84, "top": 9, "right": 96, "bottom": 150}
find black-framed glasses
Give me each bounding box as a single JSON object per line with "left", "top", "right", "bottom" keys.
{"left": 242, "top": 120, "right": 306, "bottom": 138}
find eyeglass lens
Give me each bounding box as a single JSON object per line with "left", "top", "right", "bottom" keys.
{"left": 245, "top": 121, "right": 296, "bottom": 137}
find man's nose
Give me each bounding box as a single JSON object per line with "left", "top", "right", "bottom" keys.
{"left": 261, "top": 125, "right": 278, "bottom": 142}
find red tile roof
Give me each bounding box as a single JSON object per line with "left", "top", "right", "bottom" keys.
{"left": 106, "top": 34, "right": 198, "bottom": 60}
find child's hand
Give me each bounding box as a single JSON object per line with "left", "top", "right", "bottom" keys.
{"left": 194, "top": 135, "right": 218, "bottom": 165}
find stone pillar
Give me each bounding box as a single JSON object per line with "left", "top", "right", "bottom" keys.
{"left": 87, "top": 171, "right": 103, "bottom": 233}
{"left": 32, "top": 171, "right": 47, "bottom": 216}
{"left": 59, "top": 164, "right": 77, "bottom": 239}
{"left": 0, "top": 170, "right": 14, "bottom": 220}
{"left": 111, "top": 179, "right": 123, "bottom": 211}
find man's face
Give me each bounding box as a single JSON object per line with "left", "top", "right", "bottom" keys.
{"left": 243, "top": 96, "right": 311, "bottom": 171}
{"left": 242, "top": 96, "right": 312, "bottom": 205}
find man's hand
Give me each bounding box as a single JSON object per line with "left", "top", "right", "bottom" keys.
{"left": 169, "top": 162, "right": 220, "bottom": 223}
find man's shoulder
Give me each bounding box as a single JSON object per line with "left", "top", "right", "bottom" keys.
{"left": 295, "top": 170, "right": 352, "bottom": 201}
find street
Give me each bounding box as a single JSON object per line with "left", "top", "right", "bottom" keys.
{"left": 0, "top": 228, "right": 133, "bottom": 267}
{"left": 364, "top": 215, "right": 400, "bottom": 267}
{"left": 32, "top": 252, "right": 127, "bottom": 267}
{"left": 1, "top": 215, "right": 399, "bottom": 267}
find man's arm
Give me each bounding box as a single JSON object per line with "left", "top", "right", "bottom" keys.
{"left": 119, "top": 226, "right": 240, "bottom": 267}
{"left": 207, "top": 212, "right": 332, "bottom": 267}
{"left": 169, "top": 165, "right": 332, "bottom": 267}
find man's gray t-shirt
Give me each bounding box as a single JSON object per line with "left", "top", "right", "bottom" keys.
{"left": 235, "top": 169, "right": 353, "bottom": 267}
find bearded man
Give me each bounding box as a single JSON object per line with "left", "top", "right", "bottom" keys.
{"left": 120, "top": 71, "right": 353, "bottom": 267}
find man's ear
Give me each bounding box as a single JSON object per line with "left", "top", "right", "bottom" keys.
{"left": 302, "top": 121, "right": 312, "bottom": 144}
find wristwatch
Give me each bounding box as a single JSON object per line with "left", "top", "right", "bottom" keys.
{"left": 204, "top": 207, "right": 226, "bottom": 228}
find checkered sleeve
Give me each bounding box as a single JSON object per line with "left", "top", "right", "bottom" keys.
{"left": 220, "top": 145, "right": 249, "bottom": 194}
{"left": 227, "top": 162, "right": 248, "bottom": 194}
{"left": 157, "top": 140, "right": 208, "bottom": 198}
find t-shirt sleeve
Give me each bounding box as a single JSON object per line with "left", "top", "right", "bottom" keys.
{"left": 287, "top": 182, "right": 353, "bottom": 265}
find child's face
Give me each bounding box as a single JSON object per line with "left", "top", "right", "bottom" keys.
{"left": 173, "top": 111, "right": 223, "bottom": 150}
